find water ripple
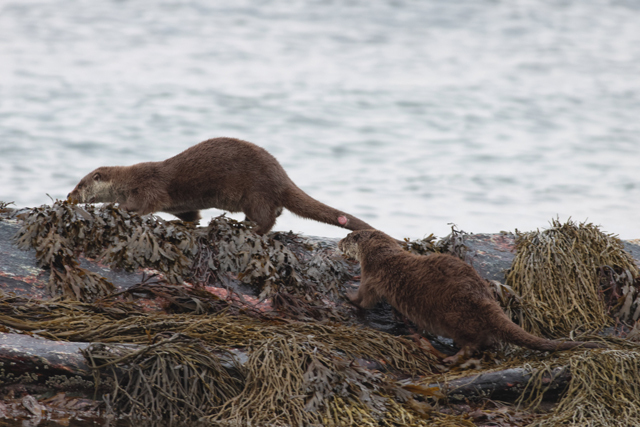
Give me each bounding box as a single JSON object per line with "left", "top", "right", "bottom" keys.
{"left": 1, "top": 0, "right": 639, "bottom": 239}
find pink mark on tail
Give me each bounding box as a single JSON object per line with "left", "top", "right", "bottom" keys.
{"left": 338, "top": 215, "right": 348, "bottom": 226}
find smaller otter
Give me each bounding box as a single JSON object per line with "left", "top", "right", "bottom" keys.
{"left": 339, "top": 230, "right": 601, "bottom": 363}
{"left": 68, "top": 137, "right": 375, "bottom": 234}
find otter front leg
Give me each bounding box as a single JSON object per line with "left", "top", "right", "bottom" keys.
{"left": 174, "top": 211, "right": 201, "bottom": 222}
{"left": 119, "top": 195, "right": 162, "bottom": 217}
{"left": 347, "top": 278, "right": 381, "bottom": 309}
{"left": 119, "top": 200, "right": 144, "bottom": 214}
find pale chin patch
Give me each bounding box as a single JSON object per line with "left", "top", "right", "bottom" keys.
{"left": 338, "top": 215, "right": 348, "bottom": 226}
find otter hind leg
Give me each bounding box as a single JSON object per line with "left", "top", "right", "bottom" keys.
{"left": 174, "top": 211, "right": 201, "bottom": 222}
{"left": 244, "top": 202, "right": 278, "bottom": 235}
{"left": 441, "top": 344, "right": 481, "bottom": 365}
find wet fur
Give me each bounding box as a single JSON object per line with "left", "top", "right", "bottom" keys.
{"left": 339, "top": 230, "right": 601, "bottom": 359}
{"left": 68, "top": 137, "right": 375, "bottom": 234}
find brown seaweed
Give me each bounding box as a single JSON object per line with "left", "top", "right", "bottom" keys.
{"left": 83, "top": 333, "right": 244, "bottom": 422}
{"left": 0, "top": 296, "right": 456, "bottom": 425}
{"left": 207, "top": 335, "right": 448, "bottom": 427}
{"left": 505, "top": 219, "right": 639, "bottom": 338}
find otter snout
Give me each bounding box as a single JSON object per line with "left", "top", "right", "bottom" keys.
{"left": 338, "top": 237, "right": 359, "bottom": 261}
{"left": 67, "top": 188, "right": 82, "bottom": 203}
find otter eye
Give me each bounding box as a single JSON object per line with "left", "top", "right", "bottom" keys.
{"left": 92, "top": 172, "right": 101, "bottom": 181}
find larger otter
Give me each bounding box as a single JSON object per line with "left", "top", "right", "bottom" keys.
{"left": 339, "top": 230, "right": 601, "bottom": 362}
{"left": 68, "top": 137, "right": 375, "bottom": 234}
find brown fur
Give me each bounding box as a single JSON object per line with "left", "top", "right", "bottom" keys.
{"left": 68, "top": 137, "right": 375, "bottom": 234}
{"left": 339, "top": 230, "right": 601, "bottom": 361}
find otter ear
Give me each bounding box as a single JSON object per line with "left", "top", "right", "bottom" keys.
{"left": 92, "top": 172, "right": 101, "bottom": 181}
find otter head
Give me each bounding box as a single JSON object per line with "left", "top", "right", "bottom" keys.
{"left": 67, "top": 167, "right": 118, "bottom": 204}
{"left": 338, "top": 229, "right": 380, "bottom": 261}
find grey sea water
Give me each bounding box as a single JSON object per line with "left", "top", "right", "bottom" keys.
{"left": 1, "top": 0, "right": 639, "bottom": 240}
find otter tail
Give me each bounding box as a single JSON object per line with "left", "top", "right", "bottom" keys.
{"left": 488, "top": 305, "right": 602, "bottom": 351}
{"left": 282, "top": 185, "right": 375, "bottom": 231}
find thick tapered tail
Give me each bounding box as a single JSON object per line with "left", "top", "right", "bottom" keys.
{"left": 489, "top": 305, "right": 602, "bottom": 351}
{"left": 282, "top": 185, "right": 375, "bottom": 231}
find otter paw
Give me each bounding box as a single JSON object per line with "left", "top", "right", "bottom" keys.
{"left": 346, "top": 290, "right": 362, "bottom": 306}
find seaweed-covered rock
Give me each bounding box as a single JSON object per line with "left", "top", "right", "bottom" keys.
{"left": 3, "top": 202, "right": 640, "bottom": 426}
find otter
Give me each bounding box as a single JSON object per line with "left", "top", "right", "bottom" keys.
{"left": 68, "top": 137, "right": 375, "bottom": 234}
{"left": 339, "top": 230, "right": 601, "bottom": 363}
